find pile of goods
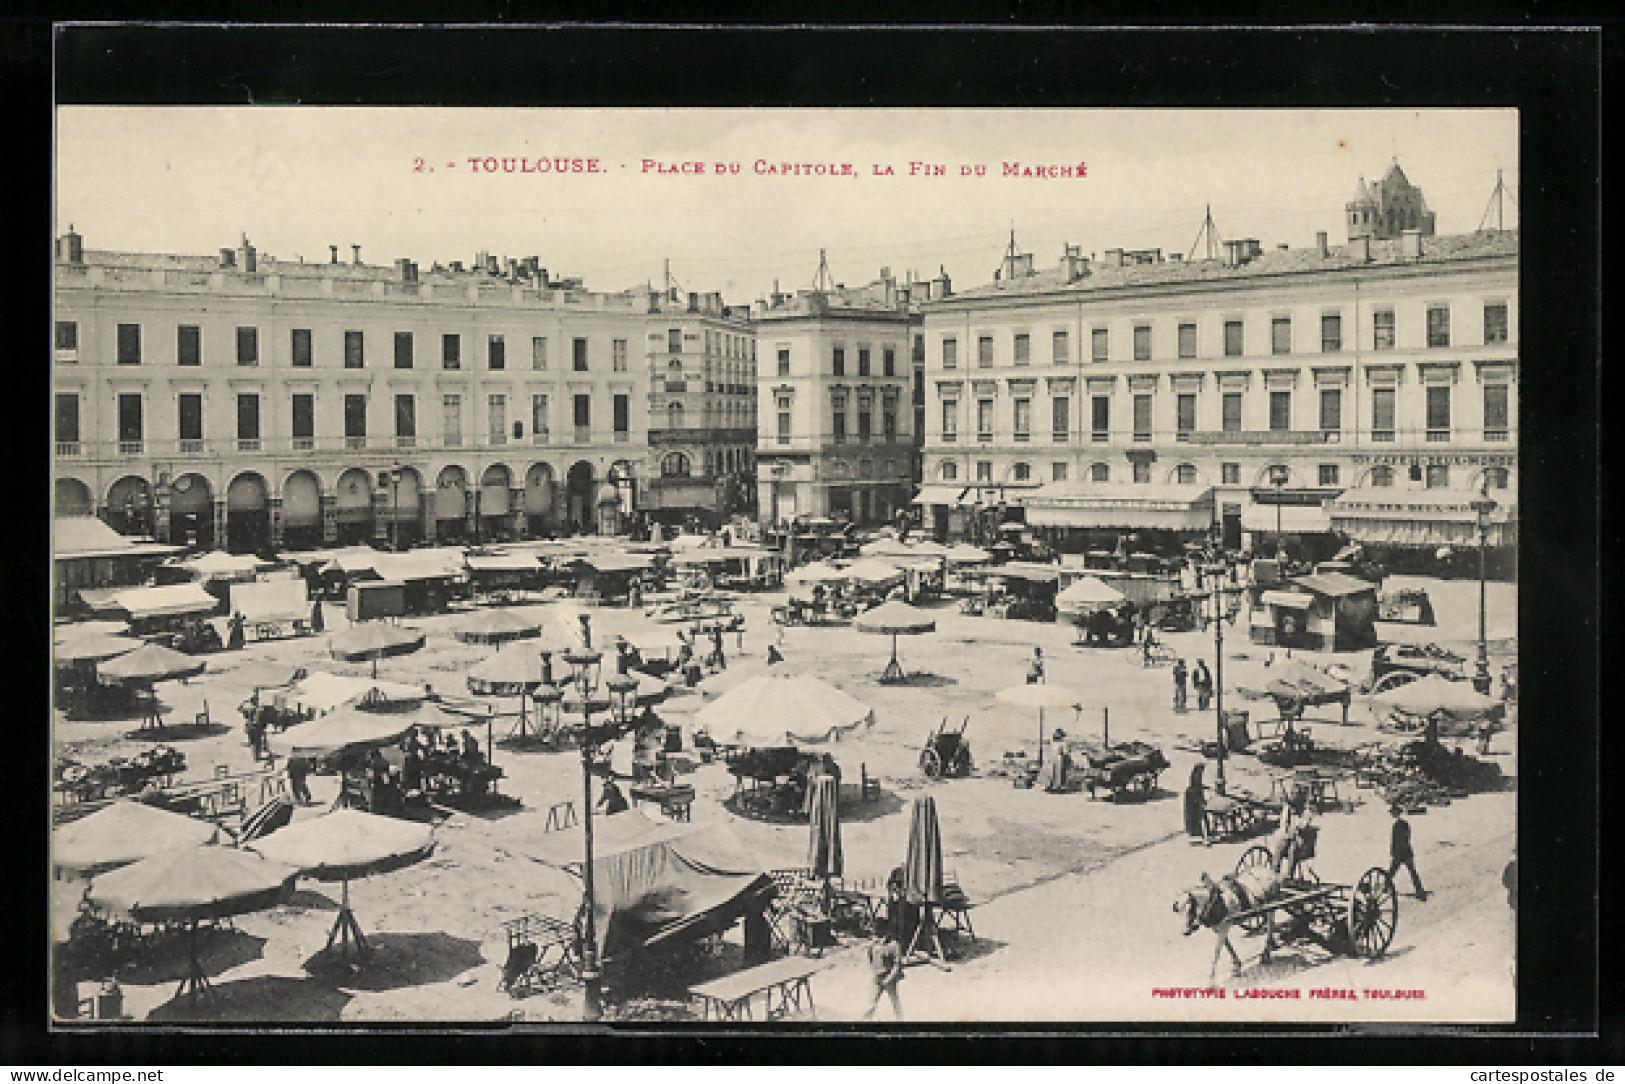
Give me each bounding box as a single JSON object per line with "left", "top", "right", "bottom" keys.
{"left": 54, "top": 746, "right": 187, "bottom": 803}
{"left": 1358, "top": 739, "right": 1504, "bottom": 810}
{"left": 1070, "top": 741, "right": 1170, "bottom": 801}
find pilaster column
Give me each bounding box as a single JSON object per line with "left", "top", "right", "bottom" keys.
{"left": 320, "top": 493, "right": 339, "bottom": 544}
{"left": 268, "top": 497, "right": 284, "bottom": 547}
{"left": 213, "top": 499, "right": 227, "bottom": 550}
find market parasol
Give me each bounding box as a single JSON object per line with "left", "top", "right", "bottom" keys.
{"left": 692, "top": 673, "right": 874, "bottom": 747}
{"left": 786, "top": 561, "right": 849, "bottom": 586}
{"left": 53, "top": 799, "right": 221, "bottom": 876}
{"left": 559, "top": 671, "right": 669, "bottom": 715}
{"left": 853, "top": 600, "right": 937, "bottom": 683}
{"left": 249, "top": 808, "right": 435, "bottom": 963}
{"left": 806, "top": 773, "right": 844, "bottom": 880}
{"left": 1370, "top": 674, "right": 1500, "bottom": 718}
{"left": 329, "top": 622, "right": 426, "bottom": 676}
{"left": 944, "top": 544, "right": 991, "bottom": 566}
{"left": 1232, "top": 657, "right": 1352, "bottom": 730}
{"left": 1055, "top": 576, "right": 1126, "bottom": 615}
{"left": 859, "top": 537, "right": 915, "bottom": 558}
{"left": 268, "top": 706, "right": 415, "bottom": 760}
{"left": 842, "top": 557, "right": 907, "bottom": 588}
{"left": 466, "top": 647, "right": 551, "bottom": 696}
{"left": 55, "top": 620, "right": 132, "bottom": 644}
{"left": 54, "top": 630, "right": 142, "bottom": 666}
{"left": 901, "top": 795, "right": 949, "bottom": 961}
{"left": 454, "top": 608, "right": 542, "bottom": 645}
{"left": 87, "top": 844, "right": 298, "bottom": 1003}
{"left": 993, "top": 683, "right": 1085, "bottom": 768}
{"left": 97, "top": 643, "right": 208, "bottom": 731}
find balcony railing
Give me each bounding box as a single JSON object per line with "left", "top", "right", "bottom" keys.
{"left": 614, "top": 431, "right": 630, "bottom": 442}
{"left": 1426, "top": 430, "right": 1450, "bottom": 442}
{"left": 1092, "top": 431, "right": 1109, "bottom": 443}
{"left": 574, "top": 427, "right": 591, "bottom": 443}
{"left": 1371, "top": 430, "right": 1395, "bottom": 442}
{"left": 1013, "top": 432, "right": 1030, "bottom": 443}
{"left": 237, "top": 439, "right": 260, "bottom": 453}
{"left": 941, "top": 432, "right": 956, "bottom": 442}
{"left": 119, "top": 441, "right": 143, "bottom": 455}
{"left": 444, "top": 434, "right": 462, "bottom": 447}
{"left": 345, "top": 436, "right": 368, "bottom": 450}
{"left": 1485, "top": 429, "right": 1509, "bottom": 442}
{"left": 489, "top": 432, "right": 507, "bottom": 446}
{"left": 179, "top": 439, "right": 206, "bottom": 455}
{"left": 55, "top": 441, "right": 80, "bottom": 456}
{"left": 533, "top": 431, "right": 550, "bottom": 444}
{"left": 395, "top": 435, "right": 416, "bottom": 448}
{"left": 1052, "top": 432, "right": 1068, "bottom": 443}
{"left": 292, "top": 437, "right": 314, "bottom": 451}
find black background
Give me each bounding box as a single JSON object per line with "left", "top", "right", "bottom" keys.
{"left": 8, "top": 20, "right": 1608, "bottom": 1066}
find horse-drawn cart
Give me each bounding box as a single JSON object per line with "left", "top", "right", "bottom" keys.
{"left": 1199, "top": 788, "right": 1281, "bottom": 842}
{"left": 919, "top": 718, "right": 973, "bottom": 778}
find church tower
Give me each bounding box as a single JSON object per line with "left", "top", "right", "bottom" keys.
{"left": 1346, "top": 159, "right": 1438, "bottom": 242}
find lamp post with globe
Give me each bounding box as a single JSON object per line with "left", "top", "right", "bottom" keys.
{"left": 1469, "top": 479, "right": 1498, "bottom": 695}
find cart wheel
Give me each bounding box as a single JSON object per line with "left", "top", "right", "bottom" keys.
{"left": 920, "top": 748, "right": 943, "bottom": 778}
{"left": 1346, "top": 867, "right": 1398, "bottom": 958}
{"left": 1372, "top": 671, "right": 1419, "bottom": 696}
{"left": 1233, "top": 845, "right": 1274, "bottom": 932}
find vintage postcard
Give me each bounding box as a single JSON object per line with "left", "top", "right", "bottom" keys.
{"left": 51, "top": 101, "right": 1520, "bottom": 1028}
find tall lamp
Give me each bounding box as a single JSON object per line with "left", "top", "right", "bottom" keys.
{"left": 1267, "top": 464, "right": 1291, "bottom": 561}
{"left": 1203, "top": 565, "right": 1244, "bottom": 793}
{"left": 1469, "top": 480, "right": 1498, "bottom": 695}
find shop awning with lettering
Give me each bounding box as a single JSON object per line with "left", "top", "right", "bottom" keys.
{"left": 1019, "top": 485, "right": 1215, "bottom": 531}
{"left": 1241, "top": 502, "right": 1334, "bottom": 534}
{"left": 1327, "top": 489, "right": 1517, "bottom": 548}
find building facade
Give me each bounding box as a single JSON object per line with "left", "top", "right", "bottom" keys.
{"left": 52, "top": 231, "right": 753, "bottom": 551}
{"left": 752, "top": 270, "right": 937, "bottom": 526}
{"left": 917, "top": 175, "right": 1517, "bottom": 562}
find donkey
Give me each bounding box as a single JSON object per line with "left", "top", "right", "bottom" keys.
{"left": 1173, "top": 865, "right": 1283, "bottom": 983}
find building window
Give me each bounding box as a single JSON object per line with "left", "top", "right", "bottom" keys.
{"left": 117, "top": 323, "right": 141, "bottom": 365}
{"left": 1271, "top": 317, "right": 1291, "bottom": 355}
{"left": 667, "top": 401, "right": 684, "bottom": 431}
{"left": 1090, "top": 462, "right": 1109, "bottom": 482}
{"left": 532, "top": 336, "right": 548, "bottom": 370}
{"left": 1370, "top": 465, "right": 1394, "bottom": 488}
{"left": 1176, "top": 393, "right": 1196, "bottom": 440}
{"left": 520, "top": 394, "right": 545, "bottom": 444}
{"left": 943, "top": 338, "right": 957, "bottom": 369}
{"left": 394, "top": 331, "right": 413, "bottom": 369}
{"left": 849, "top": 347, "right": 866, "bottom": 377}
{"left": 978, "top": 336, "right": 994, "bottom": 368}
{"left": 1052, "top": 396, "right": 1069, "bottom": 442}
{"left": 442, "top": 394, "right": 461, "bottom": 446}
{"left": 177, "top": 393, "right": 202, "bottom": 442}
{"left": 291, "top": 394, "right": 314, "bottom": 444}
{"left": 1092, "top": 328, "right": 1109, "bottom": 363}
{"left": 1484, "top": 302, "right": 1509, "bottom": 344}
{"left": 1175, "top": 464, "right": 1197, "bottom": 485}
{"left": 291, "top": 328, "right": 312, "bottom": 368}
{"left": 1425, "top": 463, "right": 1450, "bottom": 489}
{"left": 883, "top": 409, "right": 897, "bottom": 443}
{"left": 668, "top": 328, "right": 682, "bottom": 354}
{"left": 613, "top": 338, "right": 627, "bottom": 372}
{"left": 942, "top": 400, "right": 958, "bottom": 439}
{"left": 1318, "top": 464, "right": 1340, "bottom": 486}
{"left": 56, "top": 321, "right": 77, "bottom": 352}
{"left": 1269, "top": 390, "right": 1291, "bottom": 431}
{"left": 614, "top": 393, "right": 630, "bottom": 436}
{"left": 344, "top": 394, "right": 366, "bottom": 440}
{"left": 237, "top": 326, "right": 259, "bottom": 366}
{"left": 237, "top": 393, "right": 260, "bottom": 444}
{"left": 344, "top": 330, "right": 364, "bottom": 368}
{"left": 392, "top": 394, "right": 414, "bottom": 441}
{"left": 117, "top": 393, "right": 142, "bottom": 444}
{"left": 940, "top": 461, "right": 958, "bottom": 481}
{"left": 1178, "top": 322, "right": 1197, "bottom": 359}
{"left": 778, "top": 348, "right": 791, "bottom": 377}
{"left": 573, "top": 338, "right": 589, "bottom": 371}
{"left": 1013, "top": 397, "right": 1031, "bottom": 441}
{"left": 976, "top": 461, "right": 993, "bottom": 483}
{"left": 1221, "top": 462, "right": 1240, "bottom": 485}
{"left": 1321, "top": 313, "right": 1342, "bottom": 353}
{"left": 777, "top": 410, "right": 791, "bottom": 444}
{"left": 1371, "top": 387, "right": 1396, "bottom": 440}
{"left": 1132, "top": 394, "right": 1152, "bottom": 441}
{"left": 489, "top": 334, "right": 506, "bottom": 370}
{"left": 1426, "top": 385, "right": 1451, "bottom": 439}
{"left": 489, "top": 395, "right": 510, "bottom": 445}
{"left": 573, "top": 394, "right": 590, "bottom": 429}
{"left": 1222, "top": 392, "right": 1242, "bottom": 433}
{"left": 1013, "top": 334, "right": 1030, "bottom": 366}
{"left": 1132, "top": 460, "right": 1151, "bottom": 484}
{"left": 1426, "top": 305, "right": 1451, "bottom": 348}
{"left": 1223, "top": 320, "right": 1243, "bottom": 357}
{"left": 1013, "top": 462, "right": 1031, "bottom": 482}
{"left": 1484, "top": 384, "right": 1509, "bottom": 440}
{"left": 1052, "top": 461, "right": 1068, "bottom": 482}
{"left": 1052, "top": 330, "right": 1069, "bottom": 363}
{"left": 1319, "top": 388, "right": 1342, "bottom": 432}
{"left": 832, "top": 410, "right": 847, "bottom": 443}
{"left": 55, "top": 393, "right": 79, "bottom": 446}
{"left": 1091, "top": 396, "right": 1109, "bottom": 441}
{"left": 857, "top": 408, "right": 872, "bottom": 442}
{"left": 977, "top": 399, "right": 994, "bottom": 441}
{"left": 661, "top": 453, "right": 690, "bottom": 478}
{"left": 1372, "top": 309, "right": 1395, "bottom": 351}
{"left": 433, "top": 333, "right": 457, "bottom": 370}
{"left": 177, "top": 325, "right": 201, "bottom": 367}
{"left": 1133, "top": 325, "right": 1151, "bottom": 362}
{"left": 1484, "top": 466, "right": 1509, "bottom": 489}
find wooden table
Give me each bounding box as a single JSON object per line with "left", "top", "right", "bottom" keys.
{"left": 629, "top": 782, "right": 695, "bottom": 820}
{"left": 689, "top": 956, "right": 827, "bottom": 1021}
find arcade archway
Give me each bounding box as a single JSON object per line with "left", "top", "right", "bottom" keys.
{"left": 566, "top": 461, "right": 595, "bottom": 534}
{"left": 381, "top": 466, "right": 423, "bottom": 550}
{"left": 55, "top": 477, "right": 93, "bottom": 518}
{"left": 226, "top": 472, "right": 271, "bottom": 553}
{"left": 434, "top": 465, "right": 469, "bottom": 543}
{"left": 168, "top": 473, "right": 215, "bottom": 550}
{"left": 106, "top": 476, "right": 152, "bottom": 536}
{"left": 479, "top": 464, "right": 513, "bottom": 542}
{"left": 334, "top": 468, "right": 375, "bottom": 546}
{"left": 524, "top": 463, "right": 556, "bottom": 535}
{"left": 281, "top": 470, "right": 323, "bottom": 550}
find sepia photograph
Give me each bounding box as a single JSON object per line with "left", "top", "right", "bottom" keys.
{"left": 50, "top": 94, "right": 1528, "bottom": 1029}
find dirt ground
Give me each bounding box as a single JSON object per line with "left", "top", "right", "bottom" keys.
{"left": 51, "top": 570, "right": 1517, "bottom": 1024}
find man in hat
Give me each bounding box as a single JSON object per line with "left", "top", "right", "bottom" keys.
{"left": 1172, "top": 658, "right": 1189, "bottom": 712}
{"left": 1192, "top": 659, "right": 1214, "bottom": 712}
{"left": 1027, "top": 647, "right": 1045, "bottom": 685}
{"left": 862, "top": 931, "right": 905, "bottom": 1021}
{"left": 1389, "top": 804, "right": 1428, "bottom": 900}
{"left": 1040, "top": 729, "right": 1070, "bottom": 793}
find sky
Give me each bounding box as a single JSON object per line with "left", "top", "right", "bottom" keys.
{"left": 55, "top": 108, "right": 1517, "bottom": 303}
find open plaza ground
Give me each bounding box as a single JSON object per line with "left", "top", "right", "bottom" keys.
{"left": 50, "top": 570, "right": 1516, "bottom": 1024}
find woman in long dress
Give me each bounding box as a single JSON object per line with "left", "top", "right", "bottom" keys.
{"left": 1184, "top": 763, "right": 1207, "bottom": 838}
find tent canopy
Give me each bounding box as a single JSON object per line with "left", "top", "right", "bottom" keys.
{"left": 110, "top": 583, "right": 220, "bottom": 621}
{"left": 54, "top": 800, "right": 221, "bottom": 875}
{"left": 1056, "top": 576, "right": 1127, "bottom": 612}
{"left": 87, "top": 845, "right": 297, "bottom": 925}
{"left": 230, "top": 578, "right": 310, "bottom": 623}
{"left": 693, "top": 673, "right": 874, "bottom": 746}
{"left": 283, "top": 671, "right": 425, "bottom": 714}
{"left": 269, "top": 707, "right": 414, "bottom": 758}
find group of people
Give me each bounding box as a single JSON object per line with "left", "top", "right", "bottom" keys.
{"left": 1170, "top": 658, "right": 1214, "bottom": 712}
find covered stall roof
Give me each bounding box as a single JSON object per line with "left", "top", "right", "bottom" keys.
{"left": 1327, "top": 488, "right": 1517, "bottom": 548}
{"left": 230, "top": 578, "right": 310, "bottom": 623}
{"left": 1259, "top": 589, "right": 1315, "bottom": 609}
{"left": 464, "top": 553, "right": 544, "bottom": 574}
{"left": 108, "top": 583, "right": 221, "bottom": 621}
{"left": 174, "top": 551, "right": 263, "bottom": 581}
{"left": 54, "top": 516, "right": 185, "bottom": 561}
{"left": 374, "top": 548, "right": 468, "bottom": 581}
{"left": 1291, "top": 571, "right": 1378, "bottom": 598}
{"left": 981, "top": 561, "right": 1063, "bottom": 584}
{"left": 1019, "top": 484, "right": 1216, "bottom": 530}
{"left": 670, "top": 547, "right": 781, "bottom": 567}
{"left": 282, "top": 671, "right": 426, "bottom": 715}
{"left": 570, "top": 553, "right": 657, "bottom": 574}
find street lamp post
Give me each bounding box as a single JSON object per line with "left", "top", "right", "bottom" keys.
{"left": 1268, "top": 464, "right": 1290, "bottom": 562}
{"left": 389, "top": 468, "right": 401, "bottom": 553}
{"left": 1469, "top": 480, "right": 1498, "bottom": 695}
{"left": 1204, "top": 565, "right": 1240, "bottom": 793}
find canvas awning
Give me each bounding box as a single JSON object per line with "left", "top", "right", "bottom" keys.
{"left": 912, "top": 485, "right": 973, "bottom": 507}
{"left": 982, "top": 561, "right": 1063, "bottom": 584}
{"left": 1241, "top": 503, "right": 1334, "bottom": 534}
{"left": 1290, "top": 571, "right": 1376, "bottom": 598}
{"left": 465, "top": 553, "right": 542, "bottom": 574}
{"left": 230, "top": 578, "right": 310, "bottom": 623}
{"left": 571, "top": 554, "right": 657, "bottom": 574}
{"left": 109, "top": 583, "right": 220, "bottom": 621}
{"left": 53, "top": 516, "right": 185, "bottom": 561}
{"left": 1259, "top": 590, "right": 1314, "bottom": 609}
{"left": 1020, "top": 485, "right": 1215, "bottom": 530}
{"left": 1327, "top": 489, "right": 1517, "bottom": 548}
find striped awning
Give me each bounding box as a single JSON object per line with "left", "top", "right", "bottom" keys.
{"left": 1020, "top": 485, "right": 1215, "bottom": 530}
{"left": 1328, "top": 488, "right": 1517, "bottom": 548}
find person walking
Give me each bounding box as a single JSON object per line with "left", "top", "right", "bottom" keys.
{"left": 577, "top": 613, "right": 593, "bottom": 651}
{"left": 1389, "top": 804, "right": 1428, "bottom": 900}
{"left": 1192, "top": 659, "right": 1214, "bottom": 712}
{"left": 1027, "top": 647, "right": 1045, "bottom": 685}
{"left": 710, "top": 626, "right": 727, "bottom": 670}
{"left": 286, "top": 755, "right": 312, "bottom": 805}
{"left": 1184, "top": 763, "right": 1209, "bottom": 843}
{"left": 1172, "top": 658, "right": 1189, "bottom": 712}
{"left": 862, "top": 932, "right": 905, "bottom": 1021}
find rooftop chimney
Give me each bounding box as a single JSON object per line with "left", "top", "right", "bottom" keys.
{"left": 57, "top": 225, "right": 84, "bottom": 263}
{"left": 351, "top": 244, "right": 362, "bottom": 266}
{"left": 395, "top": 258, "right": 416, "bottom": 282}
{"left": 1104, "top": 248, "right": 1124, "bottom": 268}
{"left": 1401, "top": 229, "right": 1423, "bottom": 260}
{"left": 1315, "top": 231, "right": 1329, "bottom": 257}
{"left": 218, "top": 248, "right": 236, "bottom": 269}
{"left": 329, "top": 245, "right": 340, "bottom": 264}
{"left": 1355, "top": 236, "right": 1372, "bottom": 263}
{"left": 449, "top": 260, "right": 464, "bottom": 272}
{"left": 238, "top": 234, "right": 257, "bottom": 273}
